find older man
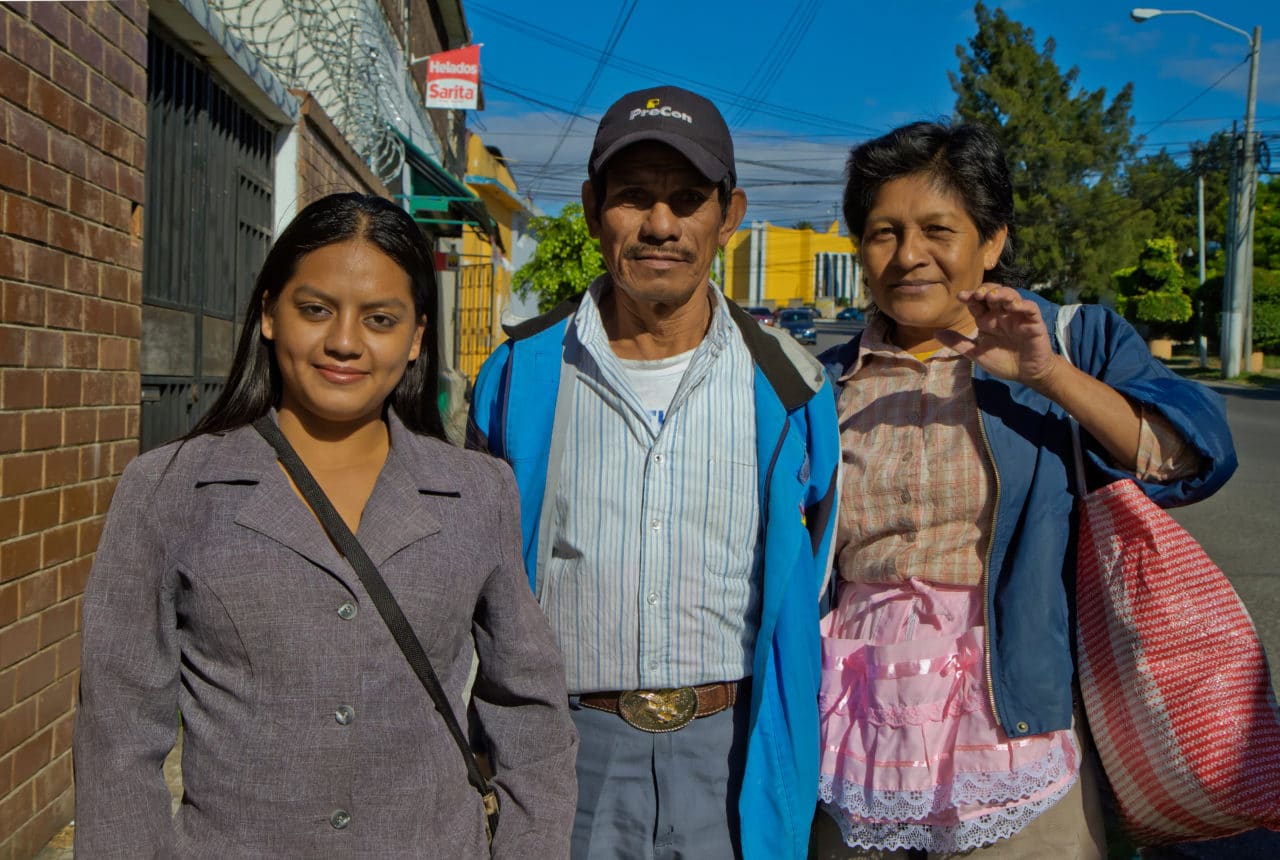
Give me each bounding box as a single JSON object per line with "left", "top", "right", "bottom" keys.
{"left": 469, "top": 86, "right": 840, "bottom": 859}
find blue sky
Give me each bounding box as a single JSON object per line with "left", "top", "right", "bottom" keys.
{"left": 464, "top": 1, "right": 1279, "bottom": 226}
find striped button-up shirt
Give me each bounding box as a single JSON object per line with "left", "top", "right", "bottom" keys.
{"left": 538, "top": 282, "right": 760, "bottom": 693}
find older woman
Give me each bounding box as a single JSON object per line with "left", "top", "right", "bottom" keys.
{"left": 74, "top": 193, "right": 577, "bottom": 858}
{"left": 812, "top": 123, "right": 1236, "bottom": 858}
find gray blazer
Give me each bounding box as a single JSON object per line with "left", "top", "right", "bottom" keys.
{"left": 74, "top": 413, "right": 577, "bottom": 858}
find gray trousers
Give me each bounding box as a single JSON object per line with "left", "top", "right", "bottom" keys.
{"left": 568, "top": 693, "right": 750, "bottom": 860}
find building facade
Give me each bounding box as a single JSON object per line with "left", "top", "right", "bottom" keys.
{"left": 723, "top": 219, "right": 862, "bottom": 313}
{"left": 0, "top": 1, "right": 490, "bottom": 854}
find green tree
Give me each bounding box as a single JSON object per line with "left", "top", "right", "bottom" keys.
{"left": 513, "top": 203, "right": 605, "bottom": 312}
{"left": 793, "top": 220, "right": 815, "bottom": 231}
{"left": 1253, "top": 178, "right": 1280, "bottom": 272}
{"left": 950, "top": 2, "right": 1143, "bottom": 298}
{"left": 1112, "top": 236, "right": 1194, "bottom": 337}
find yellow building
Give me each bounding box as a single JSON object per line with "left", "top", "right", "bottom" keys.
{"left": 457, "top": 132, "right": 536, "bottom": 379}
{"left": 722, "top": 220, "right": 862, "bottom": 313}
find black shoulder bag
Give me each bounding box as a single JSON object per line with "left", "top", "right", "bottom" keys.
{"left": 252, "top": 417, "right": 500, "bottom": 842}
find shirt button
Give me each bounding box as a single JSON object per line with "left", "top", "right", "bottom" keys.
{"left": 902, "top": 451, "right": 913, "bottom": 462}
{"left": 335, "top": 705, "right": 355, "bottom": 726}
{"left": 650, "top": 519, "right": 661, "bottom": 531}
{"left": 653, "top": 453, "right": 664, "bottom": 464}
{"left": 647, "top": 592, "right": 659, "bottom": 605}
{"left": 337, "top": 602, "right": 357, "bottom": 620}
{"left": 899, "top": 491, "right": 911, "bottom": 503}
{"left": 903, "top": 532, "right": 916, "bottom": 543}
{"left": 330, "top": 809, "right": 351, "bottom": 829}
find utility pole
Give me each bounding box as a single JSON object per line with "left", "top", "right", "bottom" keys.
{"left": 1198, "top": 172, "right": 1207, "bottom": 368}
{"left": 1224, "top": 25, "right": 1261, "bottom": 378}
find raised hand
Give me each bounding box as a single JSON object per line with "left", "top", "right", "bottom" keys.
{"left": 934, "top": 285, "right": 1060, "bottom": 390}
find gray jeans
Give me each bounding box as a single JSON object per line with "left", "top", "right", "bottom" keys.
{"left": 568, "top": 692, "right": 750, "bottom": 860}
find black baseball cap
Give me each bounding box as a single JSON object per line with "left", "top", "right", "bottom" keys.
{"left": 588, "top": 85, "right": 736, "bottom": 187}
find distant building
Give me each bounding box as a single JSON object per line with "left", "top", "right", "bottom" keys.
{"left": 723, "top": 220, "right": 862, "bottom": 312}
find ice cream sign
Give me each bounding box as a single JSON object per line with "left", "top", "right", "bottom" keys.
{"left": 425, "top": 45, "right": 481, "bottom": 110}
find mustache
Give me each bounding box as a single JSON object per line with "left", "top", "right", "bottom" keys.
{"left": 622, "top": 244, "right": 696, "bottom": 263}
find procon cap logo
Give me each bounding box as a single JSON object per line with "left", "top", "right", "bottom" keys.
{"left": 628, "top": 99, "right": 694, "bottom": 124}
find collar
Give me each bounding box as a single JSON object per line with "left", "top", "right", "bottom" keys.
{"left": 574, "top": 276, "right": 735, "bottom": 357}
{"left": 837, "top": 309, "right": 973, "bottom": 382}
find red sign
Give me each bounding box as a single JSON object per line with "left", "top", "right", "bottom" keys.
{"left": 425, "top": 45, "right": 480, "bottom": 110}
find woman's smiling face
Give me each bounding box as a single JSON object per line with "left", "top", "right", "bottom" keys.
{"left": 860, "top": 173, "right": 1007, "bottom": 350}
{"left": 261, "top": 239, "right": 425, "bottom": 431}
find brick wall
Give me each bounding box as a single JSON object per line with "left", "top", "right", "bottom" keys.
{"left": 0, "top": 2, "right": 148, "bottom": 857}
{"left": 295, "top": 92, "right": 391, "bottom": 208}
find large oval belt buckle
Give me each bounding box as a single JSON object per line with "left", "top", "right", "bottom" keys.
{"left": 618, "top": 687, "right": 698, "bottom": 732}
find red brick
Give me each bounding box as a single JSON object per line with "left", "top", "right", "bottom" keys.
{"left": 62, "top": 408, "right": 95, "bottom": 446}
{"left": 95, "top": 406, "right": 124, "bottom": 442}
{"left": 29, "top": 77, "right": 73, "bottom": 133}
{"left": 68, "top": 177, "right": 102, "bottom": 222}
{"left": 56, "top": 557, "right": 90, "bottom": 601}
{"left": 100, "top": 266, "right": 128, "bottom": 301}
{"left": 29, "top": 1, "right": 71, "bottom": 48}
{"left": 2, "top": 368, "right": 45, "bottom": 410}
{"left": 102, "top": 191, "right": 130, "bottom": 231}
{"left": 111, "top": 372, "right": 137, "bottom": 406}
{"left": 85, "top": 148, "right": 115, "bottom": 192}
{"left": 82, "top": 371, "right": 111, "bottom": 406}
{"left": 0, "top": 236, "right": 26, "bottom": 281}
{"left": 49, "top": 712, "right": 73, "bottom": 758}
{"left": 83, "top": 297, "right": 114, "bottom": 334}
{"left": 85, "top": 71, "right": 121, "bottom": 125}
{"left": 125, "top": 405, "right": 139, "bottom": 438}
{"left": 0, "top": 497, "right": 18, "bottom": 540}
{"left": 7, "top": 19, "right": 52, "bottom": 79}
{"left": 3, "top": 108, "right": 50, "bottom": 162}
{"left": 0, "top": 581, "right": 16, "bottom": 627}
{"left": 46, "top": 210, "right": 88, "bottom": 257}
{"left": 33, "top": 750, "right": 72, "bottom": 810}
{"left": 101, "top": 43, "right": 132, "bottom": 92}
{"left": 78, "top": 444, "right": 106, "bottom": 481}
{"left": 63, "top": 333, "right": 96, "bottom": 370}
{"left": 13, "top": 649, "right": 56, "bottom": 702}
{"left": 43, "top": 291, "right": 82, "bottom": 332}
{"left": 22, "top": 411, "right": 61, "bottom": 452}
{"left": 101, "top": 120, "right": 136, "bottom": 166}
{"left": 49, "top": 49, "right": 87, "bottom": 104}
{"left": 24, "top": 249, "right": 62, "bottom": 295}
{"left": 0, "top": 52, "right": 31, "bottom": 107}
{"left": 93, "top": 475, "right": 116, "bottom": 513}
{"left": 63, "top": 254, "right": 97, "bottom": 295}
{"left": 118, "top": 165, "right": 142, "bottom": 203}
{"left": 85, "top": 1, "right": 123, "bottom": 44}
{"left": 2, "top": 194, "right": 46, "bottom": 244}
{"left": 26, "top": 160, "right": 68, "bottom": 209}
{"left": 43, "top": 369, "right": 81, "bottom": 408}
{"left": 54, "top": 632, "right": 80, "bottom": 676}
{"left": 0, "top": 617, "right": 39, "bottom": 672}
{"left": 109, "top": 438, "right": 136, "bottom": 472}
{"left": 0, "top": 451, "right": 43, "bottom": 496}
{"left": 4, "top": 281, "right": 46, "bottom": 325}
{"left": 59, "top": 483, "right": 93, "bottom": 522}
{"left": 115, "top": 304, "right": 140, "bottom": 339}
{"left": 11, "top": 726, "right": 53, "bottom": 786}
{"left": 0, "top": 664, "right": 15, "bottom": 712}
{"left": 47, "top": 128, "right": 87, "bottom": 180}
{"left": 98, "top": 336, "right": 128, "bottom": 370}
{"left": 0, "top": 771, "right": 35, "bottom": 838}
{"left": 19, "top": 487, "right": 60, "bottom": 533}
{"left": 65, "top": 12, "right": 104, "bottom": 71}
{"left": 0, "top": 325, "right": 24, "bottom": 366}
{"left": 38, "top": 600, "right": 77, "bottom": 649}
{"left": 43, "top": 448, "right": 79, "bottom": 487}
{"left": 24, "top": 330, "right": 64, "bottom": 369}
{"left": 0, "top": 144, "right": 27, "bottom": 194}
{"left": 42, "top": 523, "right": 78, "bottom": 566}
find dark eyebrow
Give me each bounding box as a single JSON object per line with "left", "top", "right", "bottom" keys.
{"left": 291, "top": 284, "right": 412, "bottom": 313}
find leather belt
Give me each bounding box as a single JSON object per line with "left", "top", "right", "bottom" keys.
{"left": 577, "top": 680, "right": 747, "bottom": 733}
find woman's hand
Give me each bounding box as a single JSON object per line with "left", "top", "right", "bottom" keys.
{"left": 934, "top": 284, "right": 1064, "bottom": 390}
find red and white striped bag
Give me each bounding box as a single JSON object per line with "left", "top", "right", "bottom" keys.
{"left": 1058, "top": 305, "right": 1280, "bottom": 844}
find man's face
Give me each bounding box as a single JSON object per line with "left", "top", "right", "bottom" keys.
{"left": 583, "top": 141, "right": 746, "bottom": 313}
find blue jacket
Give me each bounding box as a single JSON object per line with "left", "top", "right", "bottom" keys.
{"left": 469, "top": 294, "right": 842, "bottom": 859}
{"left": 819, "top": 292, "right": 1237, "bottom": 738}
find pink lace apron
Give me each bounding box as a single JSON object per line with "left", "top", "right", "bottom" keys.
{"left": 818, "top": 578, "right": 1079, "bottom": 853}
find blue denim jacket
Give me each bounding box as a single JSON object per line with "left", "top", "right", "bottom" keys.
{"left": 819, "top": 291, "right": 1237, "bottom": 737}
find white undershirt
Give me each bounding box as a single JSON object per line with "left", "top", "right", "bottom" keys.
{"left": 615, "top": 347, "right": 696, "bottom": 431}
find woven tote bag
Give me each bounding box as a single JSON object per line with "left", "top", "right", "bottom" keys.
{"left": 1058, "top": 305, "right": 1280, "bottom": 844}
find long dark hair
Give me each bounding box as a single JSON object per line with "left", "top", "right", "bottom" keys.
{"left": 843, "top": 121, "right": 1025, "bottom": 289}
{"left": 189, "top": 193, "right": 445, "bottom": 439}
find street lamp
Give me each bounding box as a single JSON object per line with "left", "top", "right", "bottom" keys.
{"left": 1131, "top": 8, "right": 1261, "bottom": 378}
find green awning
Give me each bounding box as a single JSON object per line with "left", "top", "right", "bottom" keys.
{"left": 395, "top": 131, "right": 498, "bottom": 242}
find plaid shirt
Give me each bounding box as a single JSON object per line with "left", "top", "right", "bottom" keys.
{"left": 835, "top": 313, "right": 1200, "bottom": 586}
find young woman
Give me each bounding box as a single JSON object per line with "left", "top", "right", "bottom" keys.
{"left": 74, "top": 193, "right": 577, "bottom": 858}
{"left": 811, "top": 123, "right": 1236, "bottom": 858}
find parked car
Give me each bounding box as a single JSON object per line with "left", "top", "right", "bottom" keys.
{"left": 836, "top": 306, "right": 865, "bottom": 322}
{"left": 744, "top": 306, "right": 776, "bottom": 326}
{"left": 776, "top": 308, "right": 817, "bottom": 344}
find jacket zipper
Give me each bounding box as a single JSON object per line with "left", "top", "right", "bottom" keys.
{"left": 974, "top": 369, "right": 1004, "bottom": 729}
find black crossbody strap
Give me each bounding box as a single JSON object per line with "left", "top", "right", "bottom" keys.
{"left": 251, "top": 418, "right": 496, "bottom": 811}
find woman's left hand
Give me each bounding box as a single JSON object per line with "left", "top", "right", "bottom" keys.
{"left": 934, "top": 285, "right": 1061, "bottom": 390}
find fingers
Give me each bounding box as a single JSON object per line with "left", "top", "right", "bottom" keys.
{"left": 956, "top": 286, "right": 1041, "bottom": 325}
